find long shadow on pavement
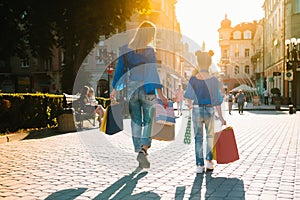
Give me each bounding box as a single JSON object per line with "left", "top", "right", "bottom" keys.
{"left": 44, "top": 169, "right": 161, "bottom": 200}
{"left": 246, "top": 110, "right": 288, "bottom": 115}
{"left": 175, "top": 172, "right": 245, "bottom": 200}
{"left": 45, "top": 188, "right": 88, "bottom": 200}
{"left": 23, "top": 127, "right": 68, "bottom": 140}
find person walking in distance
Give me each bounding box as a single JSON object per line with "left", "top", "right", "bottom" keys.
{"left": 184, "top": 51, "right": 226, "bottom": 174}
{"left": 236, "top": 89, "right": 246, "bottom": 114}
{"left": 110, "top": 21, "right": 168, "bottom": 169}
{"left": 263, "top": 88, "right": 269, "bottom": 105}
{"left": 228, "top": 91, "right": 234, "bottom": 114}
{"left": 174, "top": 84, "right": 184, "bottom": 116}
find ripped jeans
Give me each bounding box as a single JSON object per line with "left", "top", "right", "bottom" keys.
{"left": 129, "top": 85, "right": 156, "bottom": 152}
{"left": 192, "top": 106, "right": 215, "bottom": 166}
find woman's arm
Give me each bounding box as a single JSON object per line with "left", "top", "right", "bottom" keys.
{"left": 215, "top": 105, "right": 226, "bottom": 125}
{"left": 156, "top": 88, "right": 168, "bottom": 106}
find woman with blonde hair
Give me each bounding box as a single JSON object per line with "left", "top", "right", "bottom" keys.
{"left": 184, "top": 51, "right": 226, "bottom": 173}
{"left": 110, "top": 21, "right": 168, "bottom": 169}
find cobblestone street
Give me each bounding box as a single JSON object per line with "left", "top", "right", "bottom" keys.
{"left": 1, "top": 109, "right": 300, "bottom": 199}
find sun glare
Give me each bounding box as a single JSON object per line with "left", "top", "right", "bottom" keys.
{"left": 176, "top": 0, "right": 264, "bottom": 60}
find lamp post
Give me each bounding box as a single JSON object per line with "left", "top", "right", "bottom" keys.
{"left": 285, "top": 37, "right": 300, "bottom": 113}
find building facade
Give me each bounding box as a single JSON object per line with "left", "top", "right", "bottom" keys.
{"left": 262, "top": 0, "right": 300, "bottom": 107}
{"left": 262, "top": 0, "right": 286, "bottom": 102}
{"left": 0, "top": 48, "right": 62, "bottom": 93}
{"left": 218, "top": 15, "right": 258, "bottom": 94}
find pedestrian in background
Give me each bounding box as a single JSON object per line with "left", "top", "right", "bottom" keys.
{"left": 110, "top": 21, "right": 168, "bottom": 169}
{"left": 78, "top": 86, "right": 104, "bottom": 124}
{"left": 184, "top": 51, "right": 226, "bottom": 174}
{"left": 263, "top": 88, "right": 269, "bottom": 105}
{"left": 174, "top": 84, "right": 184, "bottom": 116}
{"left": 236, "top": 89, "right": 246, "bottom": 114}
{"left": 228, "top": 91, "right": 234, "bottom": 114}
{"left": 88, "top": 87, "right": 105, "bottom": 123}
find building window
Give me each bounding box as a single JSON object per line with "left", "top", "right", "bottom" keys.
{"left": 97, "top": 49, "right": 106, "bottom": 64}
{"left": 244, "top": 30, "right": 252, "bottom": 39}
{"left": 223, "top": 49, "right": 228, "bottom": 58}
{"left": 245, "top": 65, "right": 250, "bottom": 74}
{"left": 21, "top": 58, "right": 29, "bottom": 68}
{"left": 45, "top": 58, "right": 52, "bottom": 71}
{"left": 294, "top": 0, "right": 300, "bottom": 13}
{"left": 61, "top": 51, "right": 65, "bottom": 66}
{"left": 235, "top": 50, "right": 239, "bottom": 57}
{"left": 219, "top": 33, "right": 223, "bottom": 40}
{"left": 245, "top": 49, "right": 250, "bottom": 57}
{"left": 235, "top": 65, "right": 240, "bottom": 74}
{"left": 233, "top": 31, "right": 241, "bottom": 39}
{"left": 99, "top": 35, "right": 105, "bottom": 46}
{"left": 295, "top": 0, "right": 300, "bottom": 13}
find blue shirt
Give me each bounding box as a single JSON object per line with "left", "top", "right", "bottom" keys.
{"left": 112, "top": 45, "right": 162, "bottom": 94}
{"left": 236, "top": 93, "right": 245, "bottom": 103}
{"left": 184, "top": 76, "right": 223, "bottom": 106}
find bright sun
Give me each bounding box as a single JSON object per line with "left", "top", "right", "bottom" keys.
{"left": 175, "top": 0, "right": 264, "bottom": 60}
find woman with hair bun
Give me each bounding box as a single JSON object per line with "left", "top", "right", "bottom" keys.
{"left": 184, "top": 51, "right": 226, "bottom": 174}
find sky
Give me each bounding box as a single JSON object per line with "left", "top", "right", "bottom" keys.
{"left": 175, "top": 0, "right": 265, "bottom": 60}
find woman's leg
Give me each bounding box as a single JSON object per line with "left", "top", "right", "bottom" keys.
{"left": 204, "top": 107, "right": 215, "bottom": 161}
{"left": 192, "top": 107, "right": 204, "bottom": 166}
{"left": 177, "top": 101, "right": 180, "bottom": 115}
{"left": 129, "top": 91, "right": 143, "bottom": 152}
{"left": 179, "top": 100, "right": 183, "bottom": 115}
{"left": 140, "top": 93, "right": 156, "bottom": 149}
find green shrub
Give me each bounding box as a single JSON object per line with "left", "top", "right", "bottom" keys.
{"left": 0, "top": 93, "right": 64, "bottom": 133}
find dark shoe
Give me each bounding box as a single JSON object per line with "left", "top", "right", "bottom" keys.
{"left": 137, "top": 149, "right": 150, "bottom": 169}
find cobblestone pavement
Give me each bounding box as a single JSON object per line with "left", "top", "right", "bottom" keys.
{"left": 0, "top": 109, "right": 299, "bottom": 200}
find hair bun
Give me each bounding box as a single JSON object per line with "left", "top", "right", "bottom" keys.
{"left": 195, "top": 50, "right": 201, "bottom": 56}
{"left": 195, "top": 50, "right": 214, "bottom": 57}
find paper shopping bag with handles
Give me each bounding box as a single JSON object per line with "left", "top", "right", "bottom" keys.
{"left": 213, "top": 126, "right": 239, "bottom": 164}
{"left": 100, "top": 103, "right": 123, "bottom": 135}
{"left": 151, "top": 114, "right": 175, "bottom": 141}
{"left": 99, "top": 105, "right": 108, "bottom": 133}
{"left": 155, "top": 99, "right": 175, "bottom": 126}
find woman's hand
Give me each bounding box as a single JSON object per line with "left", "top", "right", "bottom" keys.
{"left": 160, "top": 96, "right": 168, "bottom": 107}
{"left": 110, "top": 89, "right": 116, "bottom": 100}
{"left": 156, "top": 88, "right": 168, "bottom": 107}
{"left": 220, "top": 118, "right": 226, "bottom": 126}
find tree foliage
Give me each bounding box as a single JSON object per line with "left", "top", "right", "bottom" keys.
{"left": 0, "top": 0, "right": 151, "bottom": 93}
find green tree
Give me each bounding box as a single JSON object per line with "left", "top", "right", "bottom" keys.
{"left": 0, "top": 0, "right": 151, "bottom": 93}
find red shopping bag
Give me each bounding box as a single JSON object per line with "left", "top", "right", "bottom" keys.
{"left": 213, "top": 127, "right": 239, "bottom": 164}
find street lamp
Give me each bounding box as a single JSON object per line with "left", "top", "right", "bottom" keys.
{"left": 285, "top": 37, "right": 300, "bottom": 113}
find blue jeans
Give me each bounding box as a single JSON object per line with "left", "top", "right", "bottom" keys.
{"left": 129, "top": 86, "right": 156, "bottom": 152}
{"left": 192, "top": 106, "right": 215, "bottom": 166}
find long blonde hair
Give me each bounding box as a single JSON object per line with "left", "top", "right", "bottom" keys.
{"left": 128, "top": 21, "right": 156, "bottom": 53}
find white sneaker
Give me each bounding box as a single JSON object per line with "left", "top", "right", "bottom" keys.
{"left": 206, "top": 160, "right": 214, "bottom": 171}
{"left": 196, "top": 165, "right": 204, "bottom": 173}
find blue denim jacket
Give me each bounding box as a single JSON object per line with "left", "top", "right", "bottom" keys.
{"left": 112, "top": 45, "right": 162, "bottom": 94}
{"left": 184, "top": 76, "right": 223, "bottom": 106}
